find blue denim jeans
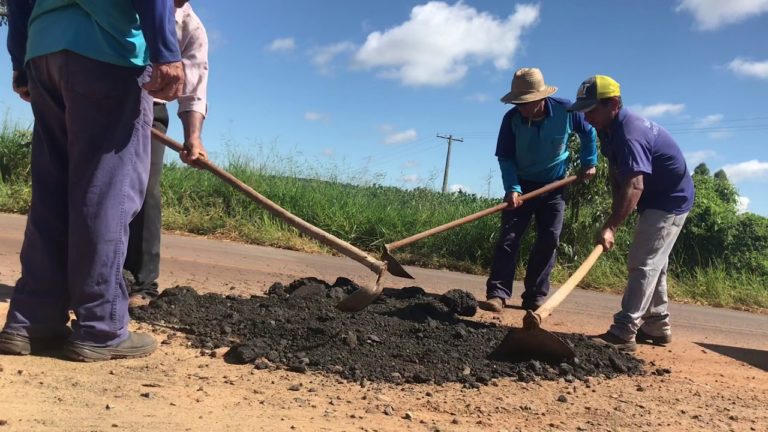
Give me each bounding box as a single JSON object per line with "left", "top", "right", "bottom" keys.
{"left": 2, "top": 51, "right": 152, "bottom": 346}
{"left": 486, "top": 179, "right": 566, "bottom": 306}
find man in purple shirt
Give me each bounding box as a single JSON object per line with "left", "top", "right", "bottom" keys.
{"left": 569, "top": 75, "right": 695, "bottom": 352}
{"left": 0, "top": 0, "right": 183, "bottom": 361}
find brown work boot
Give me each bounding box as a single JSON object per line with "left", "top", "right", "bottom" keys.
{"left": 478, "top": 297, "right": 505, "bottom": 313}
{"left": 592, "top": 332, "right": 637, "bottom": 352}
{"left": 636, "top": 328, "right": 672, "bottom": 346}
{"left": 0, "top": 328, "right": 72, "bottom": 355}
{"left": 63, "top": 332, "right": 158, "bottom": 362}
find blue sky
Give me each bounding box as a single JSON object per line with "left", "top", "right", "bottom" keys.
{"left": 1, "top": 0, "right": 768, "bottom": 215}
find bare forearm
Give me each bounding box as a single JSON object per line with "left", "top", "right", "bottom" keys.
{"left": 179, "top": 111, "right": 204, "bottom": 141}
{"left": 605, "top": 172, "right": 644, "bottom": 230}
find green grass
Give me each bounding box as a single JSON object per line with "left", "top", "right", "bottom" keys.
{"left": 1, "top": 124, "right": 766, "bottom": 312}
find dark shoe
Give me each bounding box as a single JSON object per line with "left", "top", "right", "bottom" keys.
{"left": 478, "top": 297, "right": 505, "bottom": 313}
{"left": 592, "top": 332, "right": 637, "bottom": 352}
{"left": 636, "top": 328, "right": 672, "bottom": 346}
{"left": 0, "top": 328, "right": 72, "bottom": 355}
{"left": 521, "top": 301, "right": 543, "bottom": 312}
{"left": 63, "top": 332, "right": 158, "bottom": 362}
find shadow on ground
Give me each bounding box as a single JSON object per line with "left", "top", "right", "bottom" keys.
{"left": 696, "top": 342, "right": 768, "bottom": 372}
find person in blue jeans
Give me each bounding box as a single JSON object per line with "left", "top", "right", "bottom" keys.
{"left": 569, "top": 75, "right": 694, "bottom": 352}
{"left": 0, "top": 0, "right": 189, "bottom": 361}
{"left": 480, "top": 68, "right": 598, "bottom": 313}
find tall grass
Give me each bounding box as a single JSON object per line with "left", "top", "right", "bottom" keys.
{"left": 1, "top": 124, "right": 766, "bottom": 311}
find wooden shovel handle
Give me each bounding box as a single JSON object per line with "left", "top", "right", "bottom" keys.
{"left": 535, "top": 245, "right": 604, "bottom": 322}
{"left": 151, "top": 128, "right": 385, "bottom": 275}
{"left": 386, "top": 175, "right": 579, "bottom": 251}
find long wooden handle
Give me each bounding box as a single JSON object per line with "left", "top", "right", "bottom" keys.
{"left": 386, "top": 175, "right": 579, "bottom": 251}
{"left": 151, "top": 129, "right": 385, "bottom": 274}
{"left": 535, "top": 245, "right": 604, "bottom": 321}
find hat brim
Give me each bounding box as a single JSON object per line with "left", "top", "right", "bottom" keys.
{"left": 567, "top": 99, "right": 598, "bottom": 112}
{"left": 500, "top": 86, "right": 558, "bottom": 104}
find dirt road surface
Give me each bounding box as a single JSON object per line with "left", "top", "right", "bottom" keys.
{"left": 0, "top": 213, "right": 766, "bottom": 431}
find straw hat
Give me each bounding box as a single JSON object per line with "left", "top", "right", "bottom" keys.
{"left": 500, "top": 68, "right": 558, "bottom": 104}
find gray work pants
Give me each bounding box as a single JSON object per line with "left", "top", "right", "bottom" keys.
{"left": 610, "top": 209, "right": 688, "bottom": 340}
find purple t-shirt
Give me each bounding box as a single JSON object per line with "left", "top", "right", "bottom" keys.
{"left": 599, "top": 109, "right": 694, "bottom": 215}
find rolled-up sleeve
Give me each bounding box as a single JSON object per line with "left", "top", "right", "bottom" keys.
{"left": 177, "top": 6, "right": 208, "bottom": 116}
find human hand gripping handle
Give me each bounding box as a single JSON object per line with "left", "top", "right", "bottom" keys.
{"left": 596, "top": 225, "right": 615, "bottom": 251}
{"left": 503, "top": 191, "right": 523, "bottom": 210}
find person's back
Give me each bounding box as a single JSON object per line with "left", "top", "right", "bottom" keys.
{"left": 25, "top": 0, "right": 148, "bottom": 67}
{"left": 601, "top": 109, "right": 694, "bottom": 215}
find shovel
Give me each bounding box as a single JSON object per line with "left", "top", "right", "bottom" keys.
{"left": 382, "top": 176, "right": 579, "bottom": 281}
{"left": 151, "top": 129, "right": 407, "bottom": 312}
{"left": 492, "top": 244, "right": 604, "bottom": 361}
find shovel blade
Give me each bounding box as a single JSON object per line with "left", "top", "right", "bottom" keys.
{"left": 491, "top": 326, "right": 575, "bottom": 362}
{"left": 381, "top": 247, "right": 415, "bottom": 279}
{"left": 335, "top": 273, "right": 384, "bottom": 312}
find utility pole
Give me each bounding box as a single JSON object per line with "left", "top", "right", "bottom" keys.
{"left": 437, "top": 133, "right": 463, "bottom": 193}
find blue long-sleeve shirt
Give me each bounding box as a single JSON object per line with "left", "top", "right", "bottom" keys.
{"left": 7, "top": 0, "right": 180, "bottom": 70}
{"left": 494, "top": 97, "right": 598, "bottom": 194}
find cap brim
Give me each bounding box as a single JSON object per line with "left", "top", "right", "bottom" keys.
{"left": 567, "top": 99, "right": 598, "bottom": 112}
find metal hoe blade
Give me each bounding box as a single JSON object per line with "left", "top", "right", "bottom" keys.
{"left": 491, "top": 310, "right": 575, "bottom": 361}
{"left": 335, "top": 270, "right": 385, "bottom": 312}
{"left": 381, "top": 245, "right": 415, "bottom": 279}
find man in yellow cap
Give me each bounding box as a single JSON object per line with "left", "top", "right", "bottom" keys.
{"left": 569, "top": 75, "right": 695, "bottom": 351}
{"left": 480, "top": 68, "right": 598, "bottom": 313}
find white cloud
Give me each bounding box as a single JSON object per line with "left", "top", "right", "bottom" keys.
{"left": 696, "top": 114, "right": 724, "bottom": 127}
{"left": 727, "top": 58, "right": 768, "bottom": 79}
{"left": 352, "top": 2, "right": 540, "bottom": 87}
{"left": 685, "top": 150, "right": 717, "bottom": 167}
{"left": 448, "top": 184, "right": 471, "bottom": 193}
{"left": 465, "top": 93, "right": 489, "bottom": 103}
{"left": 268, "top": 38, "right": 296, "bottom": 53}
{"left": 629, "top": 103, "right": 686, "bottom": 118}
{"left": 311, "top": 42, "right": 357, "bottom": 72}
{"left": 737, "top": 196, "right": 751, "bottom": 213}
{"left": 304, "top": 112, "right": 330, "bottom": 122}
{"left": 400, "top": 174, "right": 421, "bottom": 184}
{"left": 692, "top": 114, "right": 731, "bottom": 140}
{"left": 321, "top": 148, "right": 335, "bottom": 158}
{"left": 402, "top": 160, "right": 419, "bottom": 169}
{"left": 721, "top": 160, "right": 768, "bottom": 183}
{"left": 383, "top": 129, "right": 418, "bottom": 145}
{"left": 676, "top": 0, "right": 768, "bottom": 30}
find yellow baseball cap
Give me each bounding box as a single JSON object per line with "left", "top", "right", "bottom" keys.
{"left": 568, "top": 75, "right": 621, "bottom": 112}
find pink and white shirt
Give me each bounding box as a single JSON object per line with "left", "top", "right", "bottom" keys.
{"left": 157, "top": 3, "right": 208, "bottom": 117}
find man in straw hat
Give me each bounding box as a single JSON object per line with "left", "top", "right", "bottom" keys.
{"left": 568, "top": 75, "right": 694, "bottom": 352}
{"left": 480, "top": 68, "right": 598, "bottom": 313}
